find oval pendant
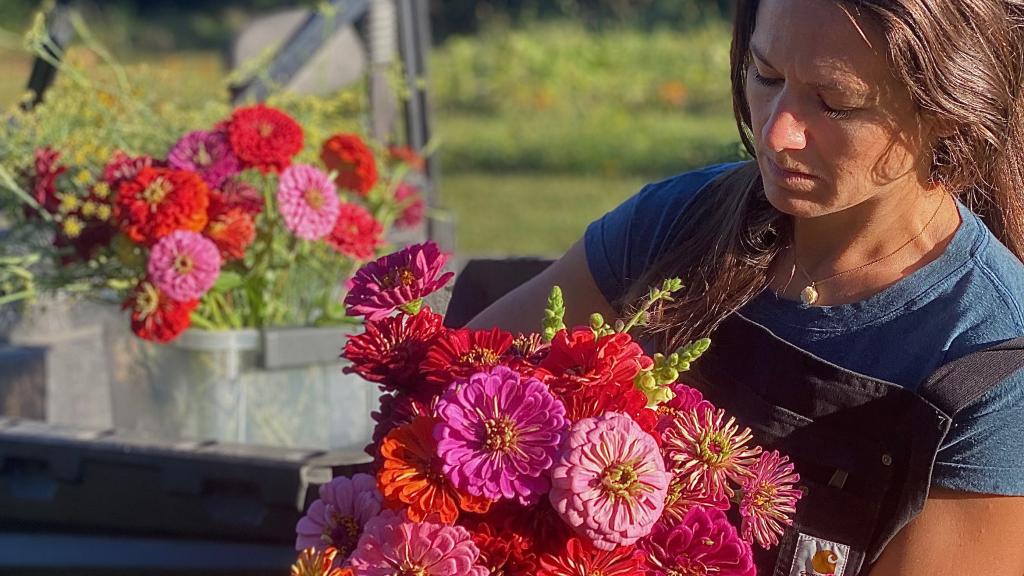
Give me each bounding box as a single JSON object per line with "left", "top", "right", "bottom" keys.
{"left": 800, "top": 285, "right": 819, "bottom": 306}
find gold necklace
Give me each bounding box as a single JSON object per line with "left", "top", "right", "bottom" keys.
{"left": 792, "top": 193, "right": 948, "bottom": 306}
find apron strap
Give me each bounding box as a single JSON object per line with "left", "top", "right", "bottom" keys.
{"left": 918, "top": 336, "right": 1024, "bottom": 417}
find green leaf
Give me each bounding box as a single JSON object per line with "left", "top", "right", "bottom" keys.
{"left": 212, "top": 272, "right": 243, "bottom": 292}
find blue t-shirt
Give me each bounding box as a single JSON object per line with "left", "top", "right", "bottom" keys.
{"left": 585, "top": 162, "right": 1024, "bottom": 495}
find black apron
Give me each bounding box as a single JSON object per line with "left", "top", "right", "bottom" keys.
{"left": 686, "top": 313, "right": 1024, "bottom": 576}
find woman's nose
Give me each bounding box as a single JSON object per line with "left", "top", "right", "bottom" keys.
{"left": 762, "top": 100, "right": 808, "bottom": 153}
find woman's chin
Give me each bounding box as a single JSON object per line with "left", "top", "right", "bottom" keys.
{"left": 763, "top": 182, "right": 838, "bottom": 219}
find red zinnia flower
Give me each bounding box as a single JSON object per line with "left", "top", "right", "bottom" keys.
{"left": 539, "top": 328, "right": 653, "bottom": 396}
{"left": 475, "top": 498, "right": 573, "bottom": 557}
{"left": 420, "top": 327, "right": 514, "bottom": 387}
{"left": 342, "top": 308, "right": 444, "bottom": 397}
{"left": 115, "top": 167, "right": 210, "bottom": 246}
{"left": 28, "top": 147, "right": 65, "bottom": 215}
{"left": 212, "top": 181, "right": 264, "bottom": 215}
{"left": 205, "top": 206, "right": 255, "bottom": 261}
{"left": 386, "top": 145, "right": 426, "bottom": 172}
{"left": 227, "top": 104, "right": 304, "bottom": 173}
{"left": 539, "top": 538, "right": 644, "bottom": 576}
{"left": 320, "top": 133, "right": 378, "bottom": 196}
{"left": 468, "top": 523, "right": 538, "bottom": 576}
{"left": 102, "top": 150, "right": 154, "bottom": 187}
{"left": 369, "top": 393, "right": 432, "bottom": 460}
{"left": 326, "top": 202, "right": 383, "bottom": 260}
{"left": 124, "top": 280, "right": 197, "bottom": 343}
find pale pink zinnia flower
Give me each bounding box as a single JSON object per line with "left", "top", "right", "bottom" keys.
{"left": 348, "top": 510, "right": 488, "bottom": 576}
{"left": 549, "top": 412, "right": 670, "bottom": 550}
{"left": 167, "top": 129, "right": 240, "bottom": 189}
{"left": 295, "top": 474, "right": 383, "bottom": 564}
{"left": 277, "top": 164, "right": 341, "bottom": 240}
{"left": 343, "top": 241, "right": 454, "bottom": 320}
{"left": 147, "top": 230, "right": 222, "bottom": 302}
{"left": 640, "top": 506, "right": 756, "bottom": 576}
{"left": 740, "top": 450, "right": 802, "bottom": 549}
{"left": 661, "top": 407, "right": 761, "bottom": 503}
{"left": 435, "top": 365, "right": 568, "bottom": 505}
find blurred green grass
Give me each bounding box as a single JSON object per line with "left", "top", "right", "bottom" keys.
{"left": 440, "top": 171, "right": 647, "bottom": 256}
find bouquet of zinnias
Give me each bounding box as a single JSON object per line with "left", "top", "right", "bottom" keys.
{"left": 1, "top": 102, "right": 426, "bottom": 343}
{"left": 290, "top": 241, "right": 802, "bottom": 576}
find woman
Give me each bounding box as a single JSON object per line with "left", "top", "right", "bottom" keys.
{"left": 467, "top": 0, "right": 1024, "bottom": 574}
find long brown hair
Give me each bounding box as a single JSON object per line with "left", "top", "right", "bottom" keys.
{"left": 627, "top": 0, "right": 1024, "bottom": 352}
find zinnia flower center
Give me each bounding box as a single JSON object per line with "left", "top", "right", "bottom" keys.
{"left": 459, "top": 346, "right": 500, "bottom": 366}
{"left": 324, "top": 513, "right": 361, "bottom": 557}
{"left": 666, "top": 558, "right": 712, "bottom": 576}
{"left": 135, "top": 284, "right": 160, "bottom": 317}
{"left": 304, "top": 186, "right": 326, "bottom": 210}
{"left": 483, "top": 417, "right": 519, "bottom": 453}
{"left": 750, "top": 484, "right": 777, "bottom": 510}
{"left": 600, "top": 461, "right": 640, "bottom": 498}
{"left": 257, "top": 121, "right": 274, "bottom": 138}
{"left": 173, "top": 253, "right": 195, "bottom": 275}
{"left": 193, "top": 143, "right": 212, "bottom": 167}
{"left": 698, "top": 433, "right": 731, "bottom": 465}
{"left": 142, "top": 177, "right": 172, "bottom": 206}
{"left": 380, "top": 266, "right": 417, "bottom": 289}
{"left": 396, "top": 564, "right": 428, "bottom": 576}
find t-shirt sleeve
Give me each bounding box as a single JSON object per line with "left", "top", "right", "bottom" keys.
{"left": 932, "top": 366, "right": 1024, "bottom": 495}
{"left": 584, "top": 162, "right": 740, "bottom": 307}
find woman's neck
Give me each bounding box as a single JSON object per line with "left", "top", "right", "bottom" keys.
{"left": 769, "top": 183, "right": 962, "bottom": 306}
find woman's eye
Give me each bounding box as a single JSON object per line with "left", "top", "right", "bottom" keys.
{"left": 821, "top": 101, "right": 855, "bottom": 120}
{"left": 752, "top": 68, "right": 782, "bottom": 87}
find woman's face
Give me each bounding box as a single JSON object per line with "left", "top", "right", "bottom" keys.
{"left": 746, "top": 0, "right": 936, "bottom": 218}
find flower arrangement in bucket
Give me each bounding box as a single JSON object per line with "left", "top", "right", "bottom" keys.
{"left": 290, "top": 241, "right": 804, "bottom": 575}
{"left": 0, "top": 46, "right": 428, "bottom": 343}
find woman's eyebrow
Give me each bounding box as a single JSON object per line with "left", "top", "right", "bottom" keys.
{"left": 750, "top": 42, "right": 863, "bottom": 95}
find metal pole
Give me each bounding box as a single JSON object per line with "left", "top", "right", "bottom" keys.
{"left": 23, "top": 0, "right": 74, "bottom": 111}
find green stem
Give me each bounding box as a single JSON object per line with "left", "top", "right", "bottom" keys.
{"left": 0, "top": 290, "right": 35, "bottom": 306}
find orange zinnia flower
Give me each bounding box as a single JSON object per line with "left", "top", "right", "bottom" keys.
{"left": 378, "top": 416, "right": 491, "bottom": 523}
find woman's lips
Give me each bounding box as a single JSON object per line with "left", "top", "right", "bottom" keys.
{"left": 764, "top": 157, "right": 818, "bottom": 188}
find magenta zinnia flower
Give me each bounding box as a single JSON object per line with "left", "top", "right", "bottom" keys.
{"left": 147, "top": 230, "right": 222, "bottom": 302}
{"left": 277, "top": 164, "right": 341, "bottom": 240}
{"left": 549, "top": 412, "right": 670, "bottom": 550}
{"left": 295, "top": 473, "right": 382, "bottom": 564}
{"left": 640, "top": 506, "right": 755, "bottom": 576}
{"left": 661, "top": 408, "right": 761, "bottom": 503}
{"left": 348, "top": 510, "right": 489, "bottom": 576}
{"left": 167, "top": 129, "right": 240, "bottom": 189}
{"left": 740, "top": 450, "right": 802, "bottom": 549}
{"left": 435, "top": 365, "right": 568, "bottom": 505}
{"left": 343, "top": 241, "right": 454, "bottom": 320}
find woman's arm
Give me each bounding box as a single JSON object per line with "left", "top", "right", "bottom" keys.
{"left": 868, "top": 488, "right": 1024, "bottom": 576}
{"left": 465, "top": 238, "right": 616, "bottom": 333}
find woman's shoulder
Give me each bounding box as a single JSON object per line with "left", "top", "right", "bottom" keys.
{"left": 584, "top": 161, "right": 746, "bottom": 305}
{"left": 941, "top": 217, "right": 1024, "bottom": 359}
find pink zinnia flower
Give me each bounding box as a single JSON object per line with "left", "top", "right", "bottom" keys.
{"left": 167, "top": 129, "right": 240, "bottom": 189}
{"left": 435, "top": 365, "right": 567, "bottom": 505}
{"left": 661, "top": 407, "right": 761, "bottom": 503}
{"left": 740, "top": 450, "right": 802, "bottom": 549}
{"left": 549, "top": 412, "right": 670, "bottom": 550}
{"left": 640, "top": 506, "right": 756, "bottom": 576}
{"left": 348, "top": 510, "right": 488, "bottom": 576}
{"left": 295, "top": 474, "right": 383, "bottom": 564}
{"left": 394, "top": 182, "right": 424, "bottom": 229}
{"left": 147, "top": 230, "right": 222, "bottom": 302}
{"left": 278, "top": 164, "right": 341, "bottom": 240}
{"left": 343, "top": 241, "right": 454, "bottom": 320}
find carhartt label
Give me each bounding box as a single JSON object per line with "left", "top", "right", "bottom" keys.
{"left": 789, "top": 532, "right": 850, "bottom": 576}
